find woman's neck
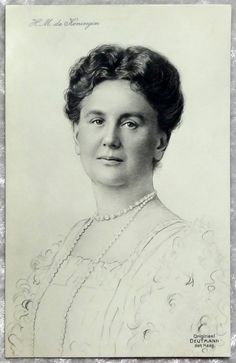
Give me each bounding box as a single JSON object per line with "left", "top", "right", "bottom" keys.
{"left": 92, "top": 181, "right": 156, "bottom": 216}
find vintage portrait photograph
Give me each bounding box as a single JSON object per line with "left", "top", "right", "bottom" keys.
{"left": 5, "top": 4, "right": 231, "bottom": 358}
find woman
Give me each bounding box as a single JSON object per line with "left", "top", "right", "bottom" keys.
{"left": 7, "top": 45, "right": 228, "bottom": 357}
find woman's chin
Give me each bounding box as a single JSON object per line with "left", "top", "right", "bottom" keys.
{"left": 92, "top": 176, "right": 127, "bottom": 188}
{"left": 88, "top": 171, "right": 127, "bottom": 188}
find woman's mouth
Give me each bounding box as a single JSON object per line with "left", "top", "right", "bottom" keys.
{"left": 97, "top": 156, "right": 123, "bottom": 165}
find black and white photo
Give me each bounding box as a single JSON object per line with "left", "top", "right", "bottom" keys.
{"left": 5, "top": 5, "right": 231, "bottom": 358}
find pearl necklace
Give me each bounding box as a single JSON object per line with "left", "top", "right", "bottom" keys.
{"left": 94, "top": 190, "right": 157, "bottom": 221}
{"left": 59, "top": 190, "right": 157, "bottom": 354}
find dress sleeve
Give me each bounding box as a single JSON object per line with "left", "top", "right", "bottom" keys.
{"left": 122, "top": 220, "right": 229, "bottom": 357}
{"left": 6, "top": 218, "right": 89, "bottom": 357}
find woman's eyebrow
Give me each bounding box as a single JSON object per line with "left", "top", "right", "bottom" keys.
{"left": 84, "top": 110, "right": 105, "bottom": 117}
{"left": 121, "top": 112, "right": 145, "bottom": 122}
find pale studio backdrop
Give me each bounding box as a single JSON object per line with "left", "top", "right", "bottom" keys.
{"left": 6, "top": 5, "right": 230, "bottom": 307}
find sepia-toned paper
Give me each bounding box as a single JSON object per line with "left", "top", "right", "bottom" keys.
{"left": 5, "top": 4, "right": 231, "bottom": 358}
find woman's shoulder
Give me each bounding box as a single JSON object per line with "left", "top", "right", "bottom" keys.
{"left": 134, "top": 210, "right": 225, "bottom": 286}
{"left": 144, "top": 199, "right": 220, "bottom": 258}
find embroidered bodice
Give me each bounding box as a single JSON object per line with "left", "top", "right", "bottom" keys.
{"left": 6, "top": 218, "right": 229, "bottom": 357}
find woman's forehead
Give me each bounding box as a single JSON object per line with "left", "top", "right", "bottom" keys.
{"left": 80, "top": 80, "right": 157, "bottom": 119}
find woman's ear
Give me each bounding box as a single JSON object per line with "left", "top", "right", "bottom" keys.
{"left": 73, "top": 123, "right": 80, "bottom": 155}
{"left": 154, "top": 132, "right": 169, "bottom": 162}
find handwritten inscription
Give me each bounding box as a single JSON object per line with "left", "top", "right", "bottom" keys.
{"left": 29, "top": 18, "right": 99, "bottom": 30}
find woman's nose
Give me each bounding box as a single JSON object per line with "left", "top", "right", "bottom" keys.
{"left": 102, "top": 123, "right": 121, "bottom": 149}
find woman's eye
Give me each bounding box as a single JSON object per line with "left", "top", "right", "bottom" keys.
{"left": 122, "top": 121, "right": 138, "bottom": 129}
{"left": 91, "top": 118, "right": 104, "bottom": 126}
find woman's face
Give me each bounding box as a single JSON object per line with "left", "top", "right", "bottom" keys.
{"left": 74, "top": 80, "right": 167, "bottom": 188}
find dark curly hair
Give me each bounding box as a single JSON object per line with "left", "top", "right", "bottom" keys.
{"left": 64, "top": 44, "right": 184, "bottom": 138}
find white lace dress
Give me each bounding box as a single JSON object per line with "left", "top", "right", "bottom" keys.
{"left": 6, "top": 218, "right": 229, "bottom": 357}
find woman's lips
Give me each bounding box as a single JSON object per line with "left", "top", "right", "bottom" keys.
{"left": 97, "top": 156, "right": 123, "bottom": 165}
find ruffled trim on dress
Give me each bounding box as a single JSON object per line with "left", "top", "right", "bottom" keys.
{"left": 6, "top": 218, "right": 90, "bottom": 357}
{"left": 6, "top": 239, "right": 63, "bottom": 356}
{"left": 116, "top": 219, "right": 229, "bottom": 356}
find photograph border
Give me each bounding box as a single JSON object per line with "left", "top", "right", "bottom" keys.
{"left": 0, "top": 0, "right": 235, "bottom": 362}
